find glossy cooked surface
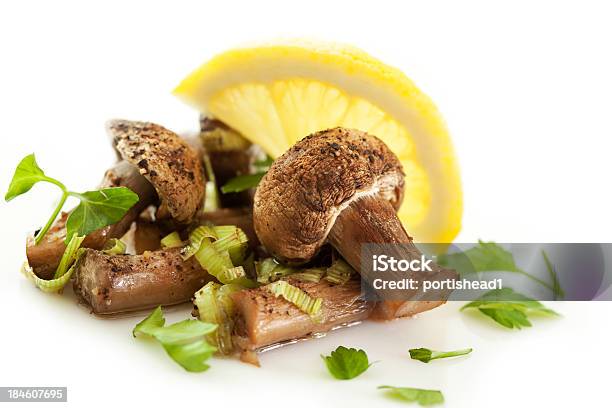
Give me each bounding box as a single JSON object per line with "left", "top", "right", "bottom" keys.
{"left": 73, "top": 248, "right": 211, "bottom": 314}
{"left": 232, "top": 278, "right": 373, "bottom": 350}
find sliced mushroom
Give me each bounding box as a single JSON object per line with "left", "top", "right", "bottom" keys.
{"left": 253, "top": 128, "right": 456, "bottom": 319}
{"left": 73, "top": 248, "right": 211, "bottom": 315}
{"left": 231, "top": 277, "right": 372, "bottom": 351}
{"left": 108, "top": 120, "right": 206, "bottom": 224}
{"left": 26, "top": 160, "right": 157, "bottom": 279}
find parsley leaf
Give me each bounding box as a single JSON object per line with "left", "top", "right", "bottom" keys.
{"left": 461, "top": 288, "right": 559, "bottom": 329}
{"left": 220, "top": 172, "right": 266, "bottom": 193}
{"left": 322, "top": 346, "right": 371, "bottom": 380}
{"left": 5, "top": 154, "right": 62, "bottom": 201}
{"left": 542, "top": 250, "right": 565, "bottom": 299}
{"left": 437, "top": 240, "right": 521, "bottom": 273}
{"left": 409, "top": 347, "right": 472, "bottom": 363}
{"left": 378, "top": 386, "right": 444, "bottom": 406}
{"left": 66, "top": 187, "right": 138, "bottom": 240}
{"left": 5, "top": 153, "right": 139, "bottom": 245}
{"left": 438, "top": 241, "right": 563, "bottom": 295}
{"left": 133, "top": 306, "right": 217, "bottom": 372}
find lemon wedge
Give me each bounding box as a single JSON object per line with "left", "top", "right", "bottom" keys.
{"left": 174, "top": 40, "right": 462, "bottom": 243}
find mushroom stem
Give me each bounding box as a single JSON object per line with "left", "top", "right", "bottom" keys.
{"left": 328, "top": 195, "right": 414, "bottom": 265}
{"left": 328, "top": 195, "right": 453, "bottom": 319}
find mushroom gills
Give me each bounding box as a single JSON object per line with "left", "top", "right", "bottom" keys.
{"left": 26, "top": 160, "right": 157, "bottom": 280}
{"left": 231, "top": 278, "right": 373, "bottom": 351}
{"left": 328, "top": 194, "right": 456, "bottom": 319}
{"left": 73, "top": 248, "right": 212, "bottom": 315}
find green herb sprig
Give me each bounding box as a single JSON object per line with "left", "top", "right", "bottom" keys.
{"left": 322, "top": 346, "right": 372, "bottom": 380}
{"left": 461, "top": 288, "right": 559, "bottom": 329}
{"left": 409, "top": 347, "right": 472, "bottom": 363}
{"left": 220, "top": 156, "right": 271, "bottom": 193}
{"left": 133, "top": 306, "right": 217, "bottom": 372}
{"left": 5, "top": 154, "right": 139, "bottom": 244}
{"left": 437, "top": 241, "right": 564, "bottom": 297}
{"left": 378, "top": 386, "right": 444, "bottom": 406}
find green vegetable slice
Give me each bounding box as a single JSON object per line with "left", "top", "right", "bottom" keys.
{"left": 54, "top": 234, "right": 85, "bottom": 279}
{"left": 461, "top": 288, "right": 559, "bottom": 329}
{"left": 160, "top": 231, "right": 183, "bottom": 248}
{"left": 202, "top": 154, "right": 221, "bottom": 212}
{"left": 409, "top": 347, "right": 472, "bottom": 363}
{"left": 267, "top": 280, "right": 322, "bottom": 319}
{"left": 22, "top": 262, "right": 78, "bottom": 293}
{"left": 291, "top": 268, "right": 326, "bottom": 283}
{"left": 194, "top": 239, "right": 234, "bottom": 283}
{"left": 101, "top": 238, "right": 126, "bottom": 255}
{"left": 22, "top": 233, "right": 86, "bottom": 292}
{"left": 181, "top": 226, "right": 217, "bottom": 260}
{"left": 324, "top": 259, "right": 354, "bottom": 285}
{"left": 255, "top": 258, "right": 296, "bottom": 284}
{"left": 378, "top": 386, "right": 444, "bottom": 406}
{"left": 322, "top": 346, "right": 371, "bottom": 380}
{"left": 133, "top": 306, "right": 217, "bottom": 372}
{"left": 193, "top": 282, "right": 243, "bottom": 355}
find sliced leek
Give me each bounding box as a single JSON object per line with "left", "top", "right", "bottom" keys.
{"left": 267, "top": 280, "right": 323, "bottom": 320}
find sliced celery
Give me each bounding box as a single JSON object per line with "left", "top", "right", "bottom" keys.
{"left": 267, "top": 280, "right": 323, "bottom": 320}
{"left": 255, "top": 258, "right": 296, "bottom": 284}
{"left": 324, "top": 259, "right": 354, "bottom": 285}
{"left": 160, "top": 231, "right": 183, "bottom": 248}
{"left": 202, "top": 154, "right": 220, "bottom": 212}
{"left": 54, "top": 234, "right": 85, "bottom": 279}
{"left": 182, "top": 225, "right": 218, "bottom": 260}
{"left": 102, "top": 238, "right": 126, "bottom": 255}
{"left": 193, "top": 282, "right": 235, "bottom": 355}
{"left": 291, "top": 268, "right": 326, "bottom": 283}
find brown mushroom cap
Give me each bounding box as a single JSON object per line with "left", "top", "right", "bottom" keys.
{"left": 254, "top": 127, "right": 405, "bottom": 264}
{"left": 107, "top": 120, "right": 205, "bottom": 224}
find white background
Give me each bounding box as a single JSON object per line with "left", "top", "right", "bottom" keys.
{"left": 0, "top": 1, "right": 610, "bottom": 407}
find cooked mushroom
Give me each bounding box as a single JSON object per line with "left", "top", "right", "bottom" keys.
{"left": 73, "top": 248, "right": 211, "bottom": 315}
{"left": 231, "top": 277, "right": 372, "bottom": 351}
{"left": 26, "top": 160, "right": 157, "bottom": 280}
{"left": 108, "top": 119, "right": 206, "bottom": 224}
{"left": 253, "top": 128, "right": 456, "bottom": 319}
